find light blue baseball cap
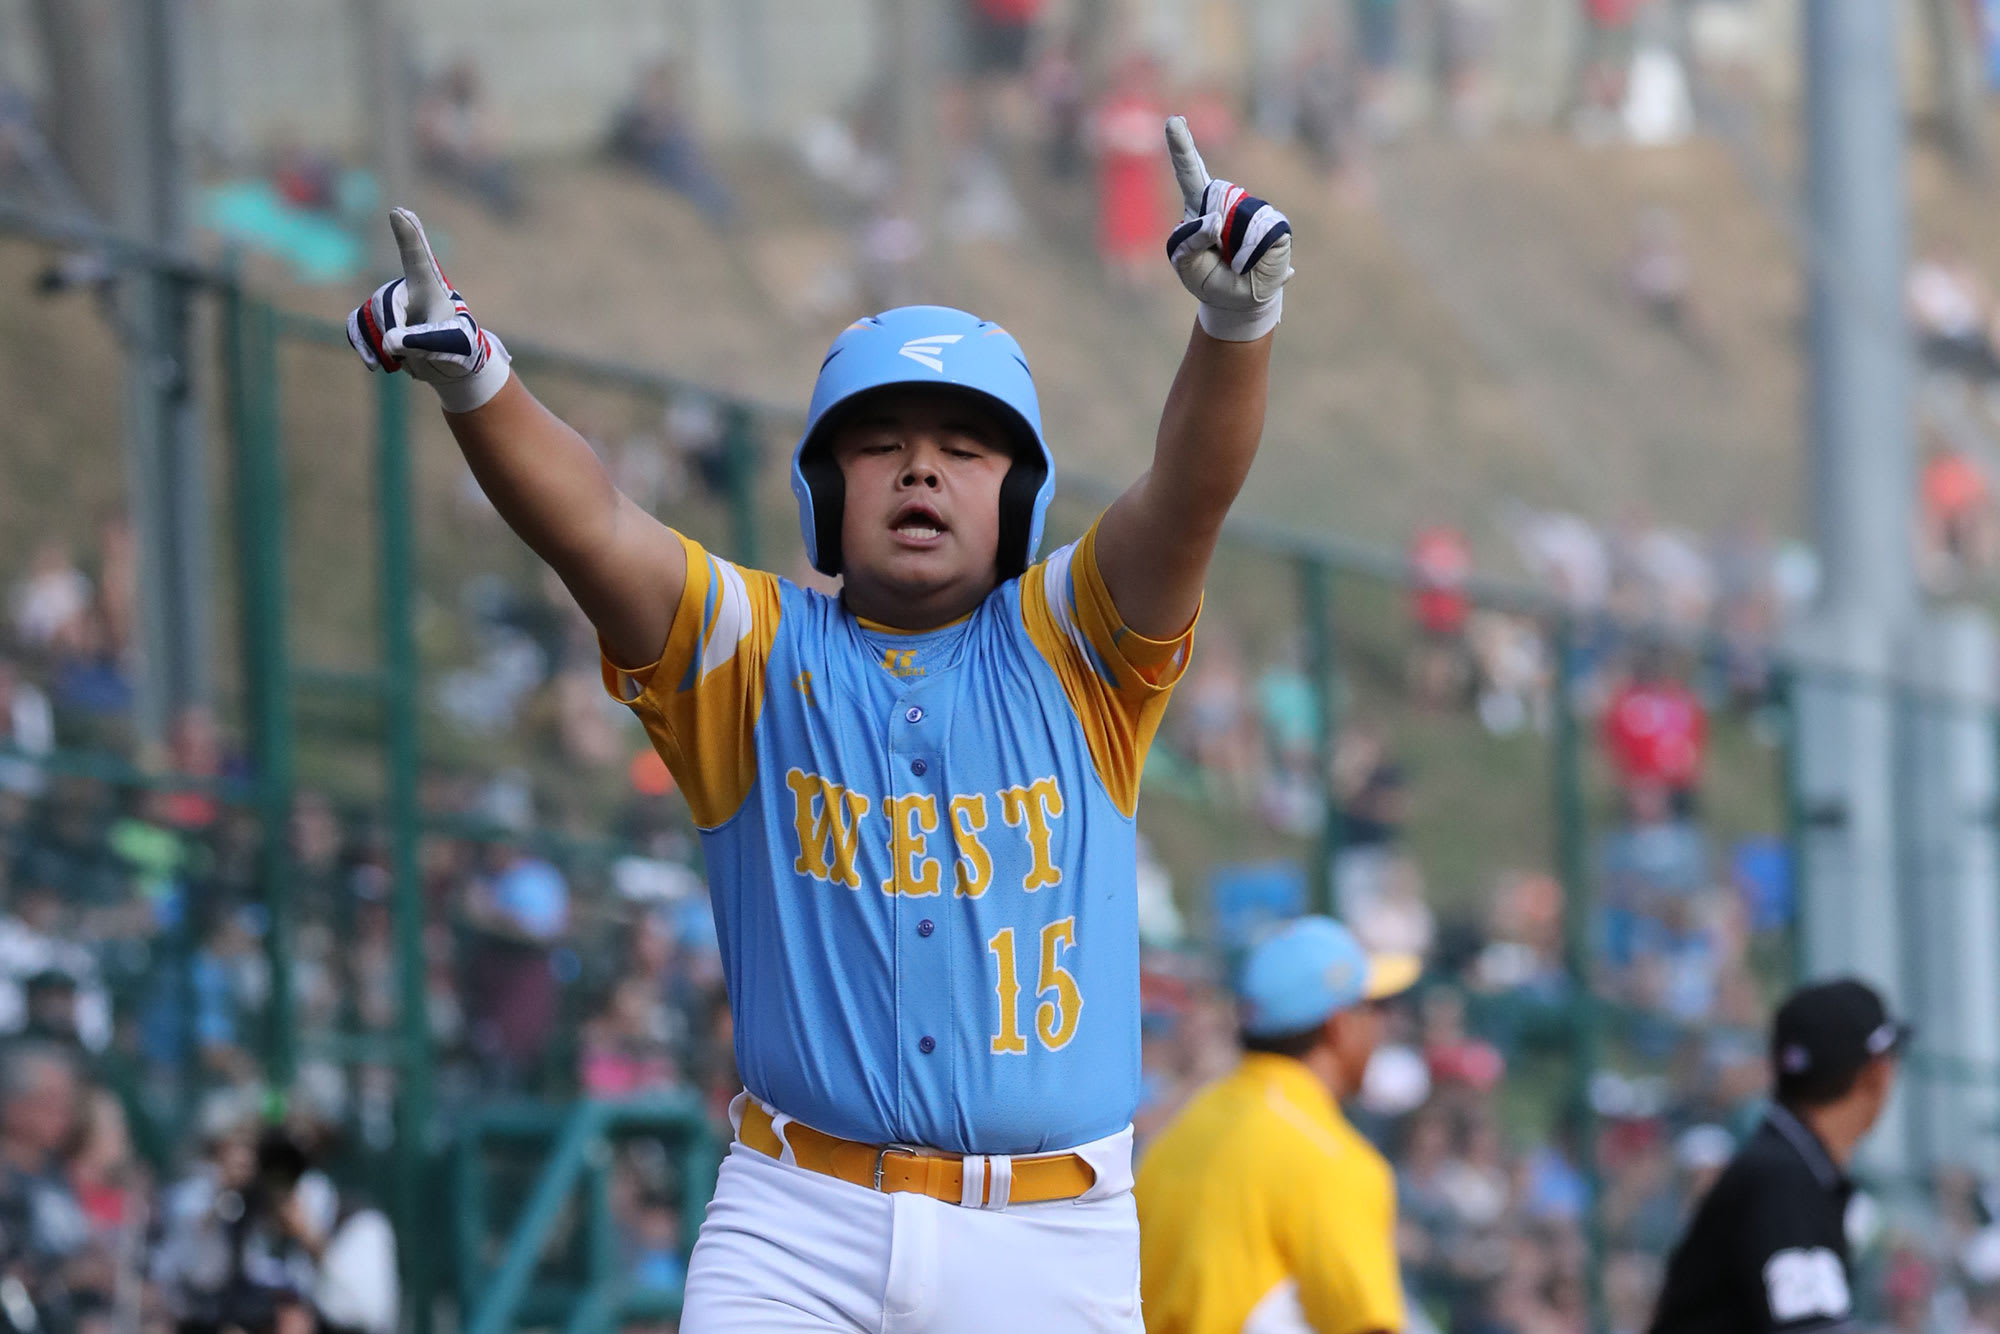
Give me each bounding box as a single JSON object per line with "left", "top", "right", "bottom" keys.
{"left": 1237, "top": 915, "right": 1422, "bottom": 1039}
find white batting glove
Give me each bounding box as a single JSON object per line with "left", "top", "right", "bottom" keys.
{"left": 347, "top": 208, "right": 512, "bottom": 414}
{"left": 1163, "top": 117, "right": 1294, "bottom": 342}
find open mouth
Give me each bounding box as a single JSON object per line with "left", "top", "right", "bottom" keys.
{"left": 890, "top": 502, "right": 948, "bottom": 545}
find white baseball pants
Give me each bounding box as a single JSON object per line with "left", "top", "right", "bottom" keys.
{"left": 680, "top": 1100, "right": 1142, "bottom": 1333}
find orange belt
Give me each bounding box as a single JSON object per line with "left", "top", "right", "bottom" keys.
{"left": 737, "top": 1101, "right": 1095, "bottom": 1208}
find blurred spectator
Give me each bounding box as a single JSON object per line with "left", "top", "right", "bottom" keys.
{"left": 609, "top": 62, "right": 736, "bottom": 221}
{"left": 463, "top": 845, "right": 570, "bottom": 1088}
{"left": 65, "top": 1089, "right": 139, "bottom": 1323}
{"left": 624, "top": 1192, "right": 687, "bottom": 1296}
{"left": 154, "top": 1121, "right": 396, "bottom": 1334}
{"left": 1296, "top": 30, "right": 1372, "bottom": 200}
{"left": 1352, "top": 0, "right": 1404, "bottom": 136}
{"left": 943, "top": 0, "right": 1039, "bottom": 240}
{"left": 1471, "top": 871, "right": 1568, "bottom": 1003}
{"left": 1601, "top": 651, "right": 1705, "bottom": 816}
{"left": 0, "top": 877, "right": 110, "bottom": 1053}
{"left": 1177, "top": 629, "right": 1259, "bottom": 804}
{"left": 1467, "top": 610, "right": 1548, "bottom": 736}
{"left": 1920, "top": 445, "right": 1999, "bottom": 593}
{"left": 0, "top": 657, "right": 53, "bottom": 798}
{"left": 1335, "top": 723, "right": 1407, "bottom": 850}
{"left": 1626, "top": 523, "right": 1714, "bottom": 630}
{"left": 1421, "top": 989, "right": 1505, "bottom": 1097}
{"left": 1909, "top": 253, "right": 1997, "bottom": 378}
{"left": 1711, "top": 518, "right": 1778, "bottom": 701}
{"left": 1256, "top": 645, "right": 1324, "bottom": 836}
{"left": 1506, "top": 505, "right": 1610, "bottom": 615}
{"left": 1408, "top": 524, "right": 1473, "bottom": 709}
{"left": 158, "top": 708, "right": 224, "bottom": 833}
{"left": 1350, "top": 853, "right": 1435, "bottom": 962}
{"left": 1032, "top": 32, "right": 1087, "bottom": 178}
{"left": 1334, "top": 725, "right": 1411, "bottom": 921}
{"left": 579, "top": 975, "right": 678, "bottom": 1098}
{"left": 49, "top": 611, "right": 130, "bottom": 723}
{"left": 270, "top": 139, "right": 341, "bottom": 214}
{"left": 1436, "top": 0, "right": 1499, "bottom": 137}
{"left": 1091, "top": 58, "right": 1170, "bottom": 288}
{"left": 416, "top": 60, "right": 521, "bottom": 219}
{"left": 0, "top": 1044, "right": 94, "bottom": 1330}
{"left": 10, "top": 542, "right": 90, "bottom": 654}
{"left": 1573, "top": 0, "right": 1643, "bottom": 134}
{"left": 186, "top": 908, "right": 264, "bottom": 1085}
{"left": 1438, "top": 1115, "right": 1511, "bottom": 1232}
{"left": 1628, "top": 207, "right": 1693, "bottom": 340}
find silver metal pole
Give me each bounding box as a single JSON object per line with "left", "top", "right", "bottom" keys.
{"left": 355, "top": 0, "right": 414, "bottom": 266}
{"left": 120, "top": 0, "right": 211, "bottom": 750}
{"left": 1792, "top": 0, "right": 1920, "bottom": 1184}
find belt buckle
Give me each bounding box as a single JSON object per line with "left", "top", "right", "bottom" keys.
{"left": 872, "top": 1143, "right": 923, "bottom": 1192}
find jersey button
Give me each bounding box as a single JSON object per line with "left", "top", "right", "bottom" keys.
{"left": 911, "top": 759, "right": 927, "bottom": 776}
{"left": 905, "top": 706, "right": 924, "bottom": 723}
{"left": 917, "top": 919, "right": 934, "bottom": 937}
{"left": 919, "top": 1036, "right": 936, "bottom": 1054}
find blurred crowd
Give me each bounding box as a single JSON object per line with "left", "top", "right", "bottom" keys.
{"left": 1135, "top": 490, "right": 2000, "bottom": 1328}
{"left": 0, "top": 523, "right": 727, "bottom": 1330}
{"left": 0, "top": 747, "right": 726, "bottom": 1332}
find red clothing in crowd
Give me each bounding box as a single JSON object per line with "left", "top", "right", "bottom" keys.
{"left": 1094, "top": 85, "right": 1170, "bottom": 265}
{"left": 1602, "top": 678, "right": 1706, "bottom": 791}
{"left": 1409, "top": 525, "right": 1472, "bottom": 636}
{"left": 1924, "top": 450, "right": 1990, "bottom": 525}
{"left": 974, "top": 0, "right": 1044, "bottom": 20}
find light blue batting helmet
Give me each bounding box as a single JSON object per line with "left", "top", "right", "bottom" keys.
{"left": 791, "top": 306, "right": 1054, "bottom": 578}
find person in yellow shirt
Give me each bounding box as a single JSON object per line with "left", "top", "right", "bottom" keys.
{"left": 1137, "top": 916, "right": 1420, "bottom": 1334}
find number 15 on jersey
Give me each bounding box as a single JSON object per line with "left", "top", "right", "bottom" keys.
{"left": 988, "top": 919, "right": 1083, "bottom": 1054}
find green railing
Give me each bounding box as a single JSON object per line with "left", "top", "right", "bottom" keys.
{"left": 456, "top": 1097, "right": 718, "bottom": 1334}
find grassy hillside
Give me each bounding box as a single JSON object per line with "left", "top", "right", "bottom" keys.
{"left": 5, "top": 116, "right": 1981, "bottom": 903}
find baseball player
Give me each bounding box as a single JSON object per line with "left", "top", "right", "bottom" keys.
{"left": 1136, "top": 916, "right": 1419, "bottom": 1334}
{"left": 1649, "top": 978, "right": 1909, "bottom": 1334}
{"left": 347, "top": 118, "right": 1292, "bottom": 1331}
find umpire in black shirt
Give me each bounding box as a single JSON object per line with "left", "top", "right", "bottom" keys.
{"left": 1650, "top": 978, "right": 1910, "bottom": 1334}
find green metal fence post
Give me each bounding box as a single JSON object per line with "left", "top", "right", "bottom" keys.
{"left": 722, "top": 404, "right": 761, "bottom": 568}
{"left": 225, "top": 291, "right": 297, "bottom": 1091}
{"left": 1298, "top": 556, "right": 1343, "bottom": 917}
{"left": 1550, "top": 615, "right": 1607, "bottom": 1330}
{"left": 582, "top": 1135, "right": 619, "bottom": 1333}
{"left": 374, "top": 372, "right": 434, "bottom": 1334}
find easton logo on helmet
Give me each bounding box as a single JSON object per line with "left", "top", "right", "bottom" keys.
{"left": 898, "top": 334, "right": 963, "bottom": 371}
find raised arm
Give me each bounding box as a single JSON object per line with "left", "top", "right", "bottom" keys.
{"left": 349, "top": 210, "right": 683, "bottom": 669}
{"left": 1094, "top": 119, "right": 1292, "bottom": 639}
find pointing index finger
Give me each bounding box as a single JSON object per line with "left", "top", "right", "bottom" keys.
{"left": 388, "top": 207, "right": 452, "bottom": 324}
{"left": 1165, "top": 116, "right": 1211, "bottom": 215}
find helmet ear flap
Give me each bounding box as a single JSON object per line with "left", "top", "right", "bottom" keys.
{"left": 996, "top": 450, "right": 1048, "bottom": 579}
{"left": 800, "top": 446, "right": 847, "bottom": 576}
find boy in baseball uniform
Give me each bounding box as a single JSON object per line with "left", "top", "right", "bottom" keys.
{"left": 350, "top": 119, "right": 1293, "bottom": 1331}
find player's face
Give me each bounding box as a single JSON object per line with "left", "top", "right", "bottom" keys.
{"left": 1330, "top": 1000, "right": 1388, "bottom": 1092}
{"left": 830, "top": 389, "right": 1014, "bottom": 623}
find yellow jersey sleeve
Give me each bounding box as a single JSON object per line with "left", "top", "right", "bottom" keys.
{"left": 1285, "top": 1139, "right": 1404, "bottom": 1334}
{"left": 1019, "top": 515, "right": 1196, "bottom": 817}
{"left": 599, "top": 531, "right": 782, "bottom": 829}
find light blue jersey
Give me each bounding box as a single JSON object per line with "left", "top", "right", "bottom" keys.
{"left": 605, "top": 518, "right": 1191, "bottom": 1154}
